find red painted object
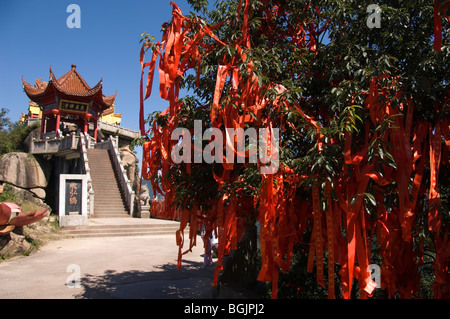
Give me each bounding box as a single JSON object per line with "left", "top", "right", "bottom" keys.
{"left": 0, "top": 202, "right": 21, "bottom": 225}
{"left": 0, "top": 203, "right": 48, "bottom": 236}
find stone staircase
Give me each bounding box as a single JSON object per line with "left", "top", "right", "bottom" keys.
{"left": 60, "top": 218, "right": 182, "bottom": 238}
{"left": 62, "top": 147, "right": 184, "bottom": 238}
{"left": 86, "top": 148, "right": 129, "bottom": 218}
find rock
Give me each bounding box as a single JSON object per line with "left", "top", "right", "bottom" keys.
{"left": 22, "top": 127, "right": 41, "bottom": 153}
{"left": 0, "top": 152, "right": 50, "bottom": 189}
{"left": 0, "top": 216, "right": 61, "bottom": 261}
{"left": 29, "top": 188, "right": 46, "bottom": 200}
{"left": 0, "top": 232, "right": 32, "bottom": 259}
{"left": 8, "top": 184, "right": 46, "bottom": 206}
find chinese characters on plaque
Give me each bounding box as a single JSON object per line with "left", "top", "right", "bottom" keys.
{"left": 65, "top": 180, "right": 82, "bottom": 215}
{"left": 59, "top": 99, "right": 89, "bottom": 114}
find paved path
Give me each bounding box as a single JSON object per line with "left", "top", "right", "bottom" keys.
{"left": 0, "top": 231, "right": 217, "bottom": 299}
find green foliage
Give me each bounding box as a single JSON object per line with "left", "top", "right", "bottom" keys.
{"left": 0, "top": 108, "right": 39, "bottom": 156}
{"left": 144, "top": 0, "right": 449, "bottom": 298}
{"left": 0, "top": 108, "right": 12, "bottom": 132}
{"left": 0, "top": 183, "right": 17, "bottom": 203}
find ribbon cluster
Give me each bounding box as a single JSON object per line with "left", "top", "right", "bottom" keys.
{"left": 140, "top": 1, "right": 449, "bottom": 298}
{"left": 434, "top": 0, "right": 450, "bottom": 51}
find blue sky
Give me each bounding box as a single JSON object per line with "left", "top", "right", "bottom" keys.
{"left": 0, "top": 0, "right": 196, "bottom": 140}
{"left": 0, "top": 0, "right": 198, "bottom": 166}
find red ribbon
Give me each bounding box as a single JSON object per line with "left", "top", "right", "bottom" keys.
{"left": 139, "top": 1, "right": 450, "bottom": 299}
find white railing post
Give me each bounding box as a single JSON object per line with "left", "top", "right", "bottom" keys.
{"left": 80, "top": 132, "right": 94, "bottom": 217}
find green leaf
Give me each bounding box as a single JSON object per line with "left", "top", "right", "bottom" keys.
{"left": 350, "top": 195, "right": 357, "bottom": 207}
{"left": 364, "top": 193, "right": 377, "bottom": 207}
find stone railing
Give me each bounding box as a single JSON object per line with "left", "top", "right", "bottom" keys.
{"left": 94, "top": 136, "right": 135, "bottom": 216}
{"left": 31, "top": 133, "right": 80, "bottom": 155}
{"left": 98, "top": 121, "right": 140, "bottom": 140}
{"left": 80, "top": 133, "right": 95, "bottom": 216}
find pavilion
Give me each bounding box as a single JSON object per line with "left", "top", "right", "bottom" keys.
{"left": 22, "top": 64, "right": 117, "bottom": 141}
{"left": 21, "top": 65, "right": 141, "bottom": 221}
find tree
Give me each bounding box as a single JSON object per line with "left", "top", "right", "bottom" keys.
{"left": 0, "top": 108, "right": 12, "bottom": 133}
{"left": 0, "top": 108, "right": 39, "bottom": 156}
{"left": 139, "top": 0, "right": 449, "bottom": 298}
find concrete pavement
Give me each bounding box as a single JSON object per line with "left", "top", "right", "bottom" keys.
{"left": 0, "top": 231, "right": 217, "bottom": 299}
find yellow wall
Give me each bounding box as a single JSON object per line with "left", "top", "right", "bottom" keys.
{"left": 99, "top": 105, "right": 122, "bottom": 125}
{"left": 21, "top": 102, "right": 122, "bottom": 126}
{"left": 20, "top": 102, "right": 42, "bottom": 124}
{"left": 29, "top": 104, "right": 42, "bottom": 117}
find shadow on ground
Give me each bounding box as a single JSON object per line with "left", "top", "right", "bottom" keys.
{"left": 74, "top": 259, "right": 217, "bottom": 299}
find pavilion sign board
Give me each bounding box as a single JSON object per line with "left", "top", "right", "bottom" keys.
{"left": 59, "top": 174, "right": 88, "bottom": 227}
{"left": 59, "top": 99, "right": 89, "bottom": 114}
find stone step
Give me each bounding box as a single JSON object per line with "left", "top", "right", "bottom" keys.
{"left": 92, "top": 185, "right": 120, "bottom": 190}
{"left": 63, "top": 223, "right": 180, "bottom": 230}
{"left": 94, "top": 195, "right": 124, "bottom": 199}
{"left": 90, "top": 171, "right": 116, "bottom": 175}
{"left": 90, "top": 174, "right": 117, "bottom": 177}
{"left": 94, "top": 193, "right": 123, "bottom": 197}
{"left": 94, "top": 205, "right": 126, "bottom": 210}
{"left": 93, "top": 211, "right": 129, "bottom": 215}
{"left": 93, "top": 205, "right": 127, "bottom": 209}
{"left": 86, "top": 148, "right": 128, "bottom": 216}
{"left": 93, "top": 200, "right": 126, "bottom": 204}
{"left": 94, "top": 202, "right": 124, "bottom": 206}
{"left": 94, "top": 209, "right": 127, "bottom": 213}
{"left": 91, "top": 186, "right": 122, "bottom": 190}
{"left": 62, "top": 230, "right": 178, "bottom": 238}
{"left": 94, "top": 210, "right": 127, "bottom": 213}
{"left": 92, "top": 211, "right": 129, "bottom": 216}
{"left": 61, "top": 220, "right": 182, "bottom": 238}
{"left": 94, "top": 199, "right": 123, "bottom": 202}
{"left": 92, "top": 208, "right": 128, "bottom": 212}
{"left": 91, "top": 214, "right": 130, "bottom": 218}
{"left": 94, "top": 199, "right": 125, "bottom": 204}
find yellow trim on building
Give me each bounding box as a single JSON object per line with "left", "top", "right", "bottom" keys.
{"left": 99, "top": 105, "right": 122, "bottom": 125}
{"left": 21, "top": 102, "right": 122, "bottom": 126}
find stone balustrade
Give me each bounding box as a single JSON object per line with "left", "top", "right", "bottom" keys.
{"left": 30, "top": 133, "right": 80, "bottom": 155}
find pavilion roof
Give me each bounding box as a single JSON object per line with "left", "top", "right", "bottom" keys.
{"left": 22, "top": 64, "right": 116, "bottom": 111}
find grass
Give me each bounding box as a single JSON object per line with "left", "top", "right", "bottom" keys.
{"left": 0, "top": 183, "right": 17, "bottom": 203}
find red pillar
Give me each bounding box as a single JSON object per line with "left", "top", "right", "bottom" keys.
{"left": 55, "top": 113, "right": 61, "bottom": 137}
{"left": 94, "top": 119, "right": 98, "bottom": 141}
{"left": 84, "top": 116, "right": 88, "bottom": 134}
